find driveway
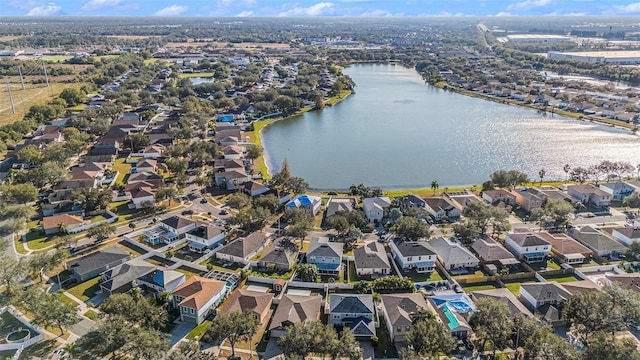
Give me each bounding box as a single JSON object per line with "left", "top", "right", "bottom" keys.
{"left": 69, "top": 317, "right": 96, "bottom": 338}
{"left": 169, "top": 321, "right": 196, "bottom": 347}
{"left": 360, "top": 341, "right": 374, "bottom": 360}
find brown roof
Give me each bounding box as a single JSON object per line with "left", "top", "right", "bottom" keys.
{"left": 172, "top": 276, "right": 226, "bottom": 310}
{"left": 222, "top": 288, "right": 273, "bottom": 319}
{"left": 42, "top": 214, "right": 84, "bottom": 230}
{"left": 607, "top": 273, "right": 640, "bottom": 293}
{"left": 561, "top": 280, "right": 601, "bottom": 295}
{"left": 538, "top": 232, "right": 593, "bottom": 256}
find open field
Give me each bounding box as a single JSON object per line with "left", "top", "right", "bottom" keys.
{"left": 178, "top": 72, "right": 214, "bottom": 78}
{"left": 41, "top": 55, "right": 73, "bottom": 63}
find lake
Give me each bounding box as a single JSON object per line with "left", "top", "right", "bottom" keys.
{"left": 261, "top": 63, "right": 640, "bottom": 190}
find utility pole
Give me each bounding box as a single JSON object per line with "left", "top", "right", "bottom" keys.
{"left": 41, "top": 58, "right": 49, "bottom": 87}
{"left": 6, "top": 79, "right": 16, "bottom": 114}
{"left": 17, "top": 65, "right": 25, "bottom": 90}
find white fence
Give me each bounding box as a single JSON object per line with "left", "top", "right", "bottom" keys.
{"left": 67, "top": 210, "right": 118, "bottom": 234}
{"left": 0, "top": 308, "right": 44, "bottom": 352}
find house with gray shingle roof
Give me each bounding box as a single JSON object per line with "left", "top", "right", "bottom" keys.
{"left": 568, "top": 226, "right": 627, "bottom": 258}
{"left": 381, "top": 293, "right": 434, "bottom": 343}
{"left": 504, "top": 232, "right": 552, "bottom": 263}
{"left": 429, "top": 237, "right": 479, "bottom": 272}
{"left": 611, "top": 226, "right": 640, "bottom": 246}
{"left": 470, "top": 236, "right": 519, "bottom": 267}
{"left": 215, "top": 232, "right": 267, "bottom": 265}
{"left": 354, "top": 241, "right": 391, "bottom": 278}
{"left": 99, "top": 259, "right": 156, "bottom": 295}
{"left": 362, "top": 197, "right": 391, "bottom": 223}
{"left": 390, "top": 239, "right": 436, "bottom": 273}
{"left": 519, "top": 282, "right": 573, "bottom": 326}
{"left": 325, "top": 197, "right": 355, "bottom": 218}
{"left": 135, "top": 268, "right": 186, "bottom": 294}
{"left": 538, "top": 232, "right": 593, "bottom": 265}
{"left": 185, "top": 223, "right": 225, "bottom": 252}
{"left": 470, "top": 288, "right": 532, "bottom": 318}
{"left": 329, "top": 294, "right": 376, "bottom": 338}
{"left": 269, "top": 294, "right": 322, "bottom": 338}
{"left": 160, "top": 215, "right": 196, "bottom": 244}
{"left": 222, "top": 288, "right": 274, "bottom": 324}
{"left": 66, "top": 246, "right": 130, "bottom": 282}
{"left": 257, "top": 237, "right": 299, "bottom": 271}
{"left": 306, "top": 237, "right": 343, "bottom": 275}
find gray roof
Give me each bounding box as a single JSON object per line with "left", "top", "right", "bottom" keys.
{"left": 428, "top": 237, "right": 479, "bottom": 265}
{"left": 259, "top": 238, "right": 299, "bottom": 267}
{"left": 613, "top": 227, "right": 640, "bottom": 239}
{"left": 471, "top": 288, "right": 532, "bottom": 318}
{"left": 161, "top": 216, "right": 195, "bottom": 231}
{"left": 520, "top": 282, "right": 572, "bottom": 303}
{"left": 330, "top": 294, "right": 374, "bottom": 315}
{"left": 381, "top": 293, "right": 432, "bottom": 328}
{"left": 187, "top": 224, "right": 224, "bottom": 240}
{"left": 307, "top": 237, "right": 343, "bottom": 259}
{"left": 392, "top": 239, "right": 435, "bottom": 257}
{"left": 217, "top": 232, "right": 266, "bottom": 259}
{"left": 470, "top": 237, "right": 518, "bottom": 263}
{"left": 66, "top": 246, "right": 130, "bottom": 277}
{"left": 354, "top": 241, "right": 390, "bottom": 270}
{"left": 269, "top": 294, "right": 322, "bottom": 331}
{"left": 507, "top": 232, "right": 551, "bottom": 247}
{"left": 100, "top": 259, "right": 156, "bottom": 293}
{"left": 362, "top": 197, "right": 391, "bottom": 211}
{"left": 325, "top": 198, "right": 354, "bottom": 217}
{"left": 137, "top": 269, "right": 184, "bottom": 288}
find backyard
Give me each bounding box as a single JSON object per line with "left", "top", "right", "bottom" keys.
{"left": 0, "top": 311, "right": 38, "bottom": 344}
{"left": 461, "top": 282, "right": 499, "bottom": 294}
{"left": 175, "top": 266, "right": 207, "bottom": 279}
{"left": 542, "top": 274, "right": 582, "bottom": 283}
{"left": 201, "top": 257, "right": 243, "bottom": 273}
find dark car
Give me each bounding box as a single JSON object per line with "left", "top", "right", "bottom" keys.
{"left": 200, "top": 198, "right": 208, "bottom": 204}
{"left": 182, "top": 210, "right": 194, "bottom": 215}
{"left": 219, "top": 209, "right": 228, "bottom": 215}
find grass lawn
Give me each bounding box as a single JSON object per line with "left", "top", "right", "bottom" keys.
{"left": 55, "top": 292, "right": 79, "bottom": 307}
{"left": 66, "top": 276, "right": 101, "bottom": 302}
{"left": 529, "top": 259, "right": 561, "bottom": 271}
{"left": 14, "top": 237, "right": 27, "bottom": 255}
{"left": 504, "top": 282, "right": 522, "bottom": 296}
{"left": 404, "top": 268, "right": 444, "bottom": 283}
{"left": 23, "top": 230, "right": 62, "bottom": 250}
{"left": 462, "top": 282, "right": 498, "bottom": 293}
{"left": 347, "top": 261, "right": 362, "bottom": 284}
{"left": 112, "top": 158, "right": 131, "bottom": 186}
{"left": 178, "top": 72, "right": 214, "bottom": 78}
{"left": 0, "top": 311, "right": 38, "bottom": 341}
{"left": 176, "top": 266, "right": 207, "bottom": 279}
{"left": 0, "top": 350, "right": 16, "bottom": 358}
{"left": 453, "top": 270, "right": 487, "bottom": 281}
{"left": 68, "top": 104, "right": 86, "bottom": 111}
{"left": 110, "top": 200, "right": 136, "bottom": 221}
{"left": 201, "top": 257, "right": 242, "bottom": 273}
{"left": 185, "top": 320, "right": 210, "bottom": 341}
{"left": 42, "top": 55, "right": 72, "bottom": 62}
{"left": 542, "top": 274, "right": 581, "bottom": 283}
{"left": 83, "top": 309, "right": 99, "bottom": 321}
{"left": 374, "top": 318, "right": 398, "bottom": 359}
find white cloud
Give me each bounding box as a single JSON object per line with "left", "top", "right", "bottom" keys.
{"left": 81, "top": 0, "right": 122, "bottom": 10}
{"left": 507, "top": 0, "right": 553, "bottom": 12}
{"left": 495, "top": 11, "right": 512, "bottom": 16}
{"left": 614, "top": 2, "right": 640, "bottom": 14}
{"left": 236, "top": 10, "right": 253, "bottom": 16}
{"left": 279, "top": 2, "right": 335, "bottom": 16}
{"left": 220, "top": 0, "right": 256, "bottom": 5}
{"left": 155, "top": 4, "right": 188, "bottom": 16}
{"left": 358, "top": 9, "right": 391, "bottom": 16}
{"left": 27, "top": 2, "right": 61, "bottom": 15}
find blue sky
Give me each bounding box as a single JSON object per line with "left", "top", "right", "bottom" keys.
{"left": 2, "top": 0, "right": 640, "bottom": 17}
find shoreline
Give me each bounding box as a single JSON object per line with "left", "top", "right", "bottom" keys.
{"left": 253, "top": 90, "right": 353, "bottom": 178}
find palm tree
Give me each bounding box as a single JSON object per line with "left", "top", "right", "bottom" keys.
{"left": 563, "top": 164, "right": 571, "bottom": 182}
{"left": 430, "top": 180, "right": 439, "bottom": 195}
{"left": 538, "top": 169, "right": 546, "bottom": 186}
{"left": 57, "top": 222, "right": 67, "bottom": 235}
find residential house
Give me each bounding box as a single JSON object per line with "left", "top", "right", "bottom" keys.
{"left": 538, "top": 186, "right": 578, "bottom": 204}
{"left": 519, "top": 282, "right": 573, "bottom": 325}
{"left": 599, "top": 182, "right": 635, "bottom": 201}
{"left": 127, "top": 171, "right": 164, "bottom": 184}
{"left": 135, "top": 269, "right": 186, "bottom": 294}
{"left": 286, "top": 194, "right": 322, "bottom": 216}
{"left": 390, "top": 239, "right": 436, "bottom": 273}
{"left": 567, "top": 184, "right": 611, "bottom": 207}
{"left": 428, "top": 237, "right": 480, "bottom": 271}
{"left": 362, "top": 197, "right": 391, "bottom": 223}
{"left": 42, "top": 214, "right": 84, "bottom": 235}
{"left": 128, "top": 186, "right": 157, "bottom": 209}
{"left": 66, "top": 246, "right": 130, "bottom": 282}
{"left": 325, "top": 197, "right": 354, "bottom": 218}
{"left": 214, "top": 169, "right": 250, "bottom": 191}
{"left": 185, "top": 224, "right": 225, "bottom": 253}
{"left": 471, "top": 288, "right": 532, "bottom": 318}
{"left": 328, "top": 294, "right": 376, "bottom": 338}
{"left": 470, "top": 236, "right": 520, "bottom": 268}
{"left": 135, "top": 159, "right": 157, "bottom": 173}
{"left": 354, "top": 241, "right": 391, "bottom": 278}
{"left": 568, "top": 226, "right": 627, "bottom": 258}
{"left": 561, "top": 280, "right": 601, "bottom": 295}
{"left": 504, "top": 232, "right": 552, "bottom": 263}
{"left": 269, "top": 294, "right": 322, "bottom": 338}
{"left": 172, "top": 276, "right": 227, "bottom": 324}
{"left": 605, "top": 273, "right": 640, "bottom": 294}
{"left": 306, "top": 237, "right": 343, "bottom": 275}
{"left": 257, "top": 237, "right": 299, "bottom": 271}
{"left": 611, "top": 227, "right": 640, "bottom": 246}
{"left": 511, "top": 188, "right": 544, "bottom": 212}
{"left": 160, "top": 215, "right": 196, "bottom": 244}
{"left": 445, "top": 191, "right": 482, "bottom": 211}
{"left": 381, "top": 293, "right": 435, "bottom": 343}
{"left": 215, "top": 232, "right": 268, "bottom": 265}
{"left": 222, "top": 145, "right": 244, "bottom": 160}
{"left": 428, "top": 294, "right": 475, "bottom": 339}
{"left": 216, "top": 159, "right": 245, "bottom": 173}
{"left": 402, "top": 193, "right": 426, "bottom": 210}
{"left": 241, "top": 181, "right": 268, "bottom": 197}
{"left": 222, "top": 289, "right": 274, "bottom": 324}
{"left": 424, "top": 197, "right": 460, "bottom": 222}
{"left": 538, "top": 232, "right": 593, "bottom": 265}
{"left": 99, "top": 259, "right": 156, "bottom": 295}
{"left": 482, "top": 189, "right": 515, "bottom": 212}
{"left": 141, "top": 144, "right": 164, "bottom": 158}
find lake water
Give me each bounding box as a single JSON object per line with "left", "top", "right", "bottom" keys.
{"left": 261, "top": 64, "right": 640, "bottom": 190}
{"left": 189, "top": 77, "right": 215, "bottom": 85}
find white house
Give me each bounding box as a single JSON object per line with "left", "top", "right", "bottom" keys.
{"left": 381, "top": 293, "right": 435, "bottom": 343}
{"left": 428, "top": 237, "right": 479, "bottom": 271}
{"left": 306, "top": 237, "right": 343, "bottom": 275}
{"left": 160, "top": 216, "right": 196, "bottom": 244}
{"left": 599, "top": 182, "right": 635, "bottom": 201}
{"left": 172, "top": 276, "right": 227, "bottom": 324}
{"left": 504, "top": 232, "right": 552, "bottom": 263}
{"left": 390, "top": 239, "right": 437, "bottom": 273}
{"left": 519, "top": 282, "right": 572, "bottom": 325}
{"left": 136, "top": 269, "right": 186, "bottom": 294}
{"left": 611, "top": 227, "right": 640, "bottom": 246}
{"left": 424, "top": 197, "right": 460, "bottom": 221}
{"left": 130, "top": 186, "right": 156, "bottom": 209}
{"left": 135, "top": 159, "right": 157, "bottom": 173}
{"left": 185, "top": 224, "right": 225, "bottom": 252}
{"left": 362, "top": 197, "right": 391, "bottom": 223}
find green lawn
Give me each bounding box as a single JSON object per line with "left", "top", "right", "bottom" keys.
{"left": 176, "top": 266, "right": 207, "bottom": 279}
{"left": 0, "top": 311, "right": 38, "bottom": 341}
{"left": 347, "top": 261, "right": 361, "bottom": 284}
{"left": 68, "top": 104, "right": 86, "bottom": 111}
{"left": 83, "top": 309, "right": 99, "bottom": 320}
{"left": 504, "top": 282, "right": 522, "bottom": 296}
{"left": 113, "top": 158, "right": 131, "bottom": 186}
{"left": 542, "top": 274, "right": 581, "bottom": 283}
{"left": 403, "top": 268, "right": 444, "bottom": 283}
{"left": 185, "top": 320, "right": 210, "bottom": 340}
{"left": 23, "top": 229, "right": 62, "bottom": 250}
{"left": 201, "top": 257, "right": 242, "bottom": 273}
{"left": 462, "top": 282, "right": 498, "bottom": 293}
{"left": 374, "top": 317, "right": 398, "bottom": 359}
{"left": 529, "top": 259, "right": 561, "bottom": 271}
{"left": 178, "top": 72, "right": 215, "bottom": 78}
{"left": 55, "top": 291, "right": 79, "bottom": 307}
{"left": 66, "top": 276, "right": 101, "bottom": 302}
{"left": 42, "top": 55, "right": 72, "bottom": 62}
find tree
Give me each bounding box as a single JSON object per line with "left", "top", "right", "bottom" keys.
{"left": 582, "top": 331, "right": 640, "bottom": 360}
{"left": 166, "top": 340, "right": 217, "bottom": 360}
{"left": 253, "top": 194, "right": 279, "bottom": 215}
{"left": 204, "top": 311, "right": 258, "bottom": 358}
{"left": 570, "top": 167, "right": 590, "bottom": 184}
{"left": 270, "top": 159, "right": 291, "bottom": 188}
{"left": 124, "top": 133, "right": 150, "bottom": 152}
{"left": 461, "top": 201, "right": 510, "bottom": 235}
{"left": 278, "top": 320, "right": 332, "bottom": 357}
{"left": 327, "top": 214, "right": 350, "bottom": 235}
{"left": 405, "top": 316, "right": 456, "bottom": 359}
{"left": 563, "top": 163, "right": 571, "bottom": 182}
{"left": 165, "top": 157, "right": 189, "bottom": 176}
{"left": 392, "top": 216, "right": 432, "bottom": 241}
{"left": 121, "top": 327, "right": 169, "bottom": 360}
{"left": 226, "top": 192, "right": 251, "bottom": 209}
{"left": 489, "top": 169, "right": 530, "bottom": 190}
{"left": 99, "top": 292, "right": 168, "bottom": 330}
{"left": 469, "top": 298, "right": 513, "bottom": 356}
{"left": 284, "top": 176, "right": 309, "bottom": 195}
{"left": 623, "top": 193, "right": 640, "bottom": 208}
{"left": 29, "top": 161, "right": 70, "bottom": 187}
{"left": 60, "top": 88, "right": 86, "bottom": 106}
{"left": 28, "top": 249, "right": 68, "bottom": 282}
{"left": 78, "top": 316, "right": 135, "bottom": 357}
{"left": 0, "top": 255, "right": 27, "bottom": 295}
{"left": 452, "top": 221, "right": 481, "bottom": 245}
{"left": 430, "top": 180, "right": 439, "bottom": 195}
{"left": 285, "top": 207, "right": 314, "bottom": 242}
{"left": 155, "top": 185, "right": 178, "bottom": 206}
{"left": 71, "top": 187, "right": 113, "bottom": 212}
{"left": 87, "top": 223, "right": 116, "bottom": 241}
{"left": 538, "top": 169, "right": 546, "bottom": 186}
{"left": 0, "top": 183, "right": 38, "bottom": 204}
{"left": 529, "top": 199, "right": 574, "bottom": 230}
{"left": 16, "top": 144, "right": 44, "bottom": 166}
{"left": 17, "top": 287, "right": 79, "bottom": 335}
{"left": 297, "top": 263, "right": 319, "bottom": 282}
{"left": 245, "top": 144, "right": 262, "bottom": 163}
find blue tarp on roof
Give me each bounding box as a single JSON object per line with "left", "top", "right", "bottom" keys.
{"left": 287, "top": 195, "right": 317, "bottom": 208}
{"left": 430, "top": 293, "right": 476, "bottom": 313}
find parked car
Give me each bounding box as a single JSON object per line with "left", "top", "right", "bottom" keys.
{"left": 219, "top": 209, "right": 228, "bottom": 215}
{"left": 182, "top": 210, "right": 194, "bottom": 215}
